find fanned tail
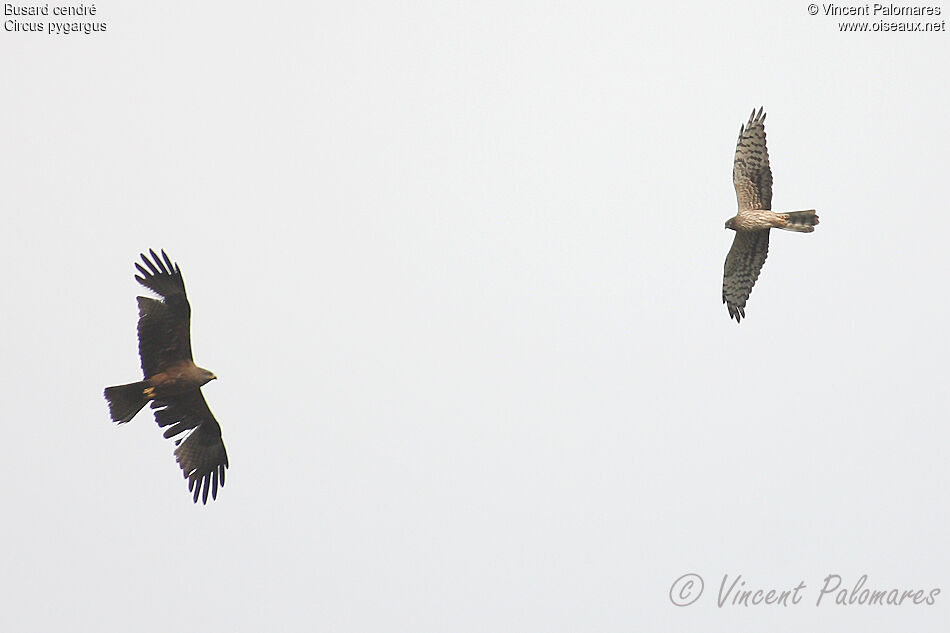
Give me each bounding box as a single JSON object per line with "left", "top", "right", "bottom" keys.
{"left": 778, "top": 209, "right": 819, "bottom": 233}
{"left": 104, "top": 381, "right": 149, "bottom": 424}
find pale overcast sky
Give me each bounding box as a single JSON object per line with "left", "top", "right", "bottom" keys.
{"left": 2, "top": 2, "right": 948, "bottom": 632}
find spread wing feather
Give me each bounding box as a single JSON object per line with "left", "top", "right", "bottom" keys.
{"left": 134, "top": 249, "right": 193, "bottom": 377}
{"left": 152, "top": 391, "right": 229, "bottom": 504}
{"left": 733, "top": 107, "right": 772, "bottom": 211}
{"left": 722, "top": 230, "right": 770, "bottom": 323}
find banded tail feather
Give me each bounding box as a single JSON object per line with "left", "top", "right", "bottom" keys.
{"left": 778, "top": 209, "right": 819, "bottom": 233}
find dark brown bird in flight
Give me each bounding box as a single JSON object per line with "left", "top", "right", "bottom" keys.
{"left": 104, "top": 249, "right": 228, "bottom": 503}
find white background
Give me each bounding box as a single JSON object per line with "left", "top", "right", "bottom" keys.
{"left": 1, "top": 2, "right": 948, "bottom": 631}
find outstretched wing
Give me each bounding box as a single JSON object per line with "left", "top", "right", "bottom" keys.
{"left": 134, "top": 249, "right": 193, "bottom": 377}
{"left": 152, "top": 391, "right": 229, "bottom": 504}
{"left": 733, "top": 107, "right": 772, "bottom": 211}
{"left": 722, "top": 229, "right": 770, "bottom": 322}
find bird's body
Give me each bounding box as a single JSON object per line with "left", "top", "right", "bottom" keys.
{"left": 146, "top": 361, "right": 216, "bottom": 398}
{"left": 722, "top": 108, "right": 819, "bottom": 322}
{"left": 104, "top": 250, "right": 228, "bottom": 504}
{"left": 726, "top": 208, "right": 818, "bottom": 233}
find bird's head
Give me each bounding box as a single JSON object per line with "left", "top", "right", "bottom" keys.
{"left": 724, "top": 217, "right": 736, "bottom": 231}
{"left": 197, "top": 368, "right": 217, "bottom": 386}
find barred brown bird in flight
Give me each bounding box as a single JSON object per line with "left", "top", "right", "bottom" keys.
{"left": 723, "top": 107, "right": 819, "bottom": 322}
{"left": 104, "top": 250, "right": 228, "bottom": 503}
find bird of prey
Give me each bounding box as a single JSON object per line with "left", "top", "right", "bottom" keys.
{"left": 104, "top": 250, "right": 228, "bottom": 503}
{"left": 723, "top": 107, "right": 819, "bottom": 322}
